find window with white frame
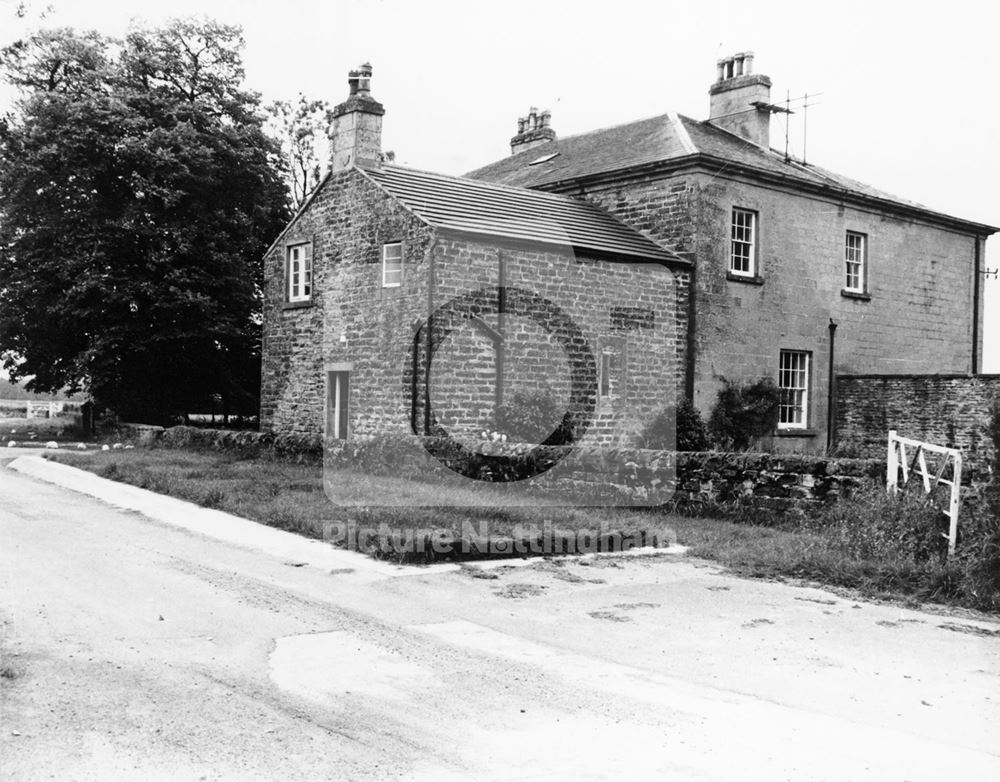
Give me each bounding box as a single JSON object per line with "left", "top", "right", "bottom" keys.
{"left": 287, "top": 242, "right": 312, "bottom": 303}
{"left": 778, "top": 350, "right": 810, "bottom": 429}
{"left": 730, "top": 208, "right": 757, "bottom": 277}
{"left": 382, "top": 242, "right": 403, "bottom": 287}
{"left": 844, "top": 231, "right": 866, "bottom": 293}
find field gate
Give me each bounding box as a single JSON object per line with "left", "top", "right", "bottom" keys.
{"left": 886, "top": 430, "right": 963, "bottom": 556}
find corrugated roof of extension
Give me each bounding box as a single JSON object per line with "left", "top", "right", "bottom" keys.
{"left": 361, "top": 164, "right": 688, "bottom": 265}
{"left": 466, "top": 113, "right": 998, "bottom": 234}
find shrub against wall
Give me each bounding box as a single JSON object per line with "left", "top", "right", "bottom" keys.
{"left": 708, "top": 378, "right": 780, "bottom": 450}
{"left": 640, "top": 400, "right": 708, "bottom": 451}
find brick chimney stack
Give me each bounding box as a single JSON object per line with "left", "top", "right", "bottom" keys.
{"left": 510, "top": 106, "right": 556, "bottom": 155}
{"left": 708, "top": 52, "right": 772, "bottom": 148}
{"left": 330, "top": 62, "right": 385, "bottom": 171}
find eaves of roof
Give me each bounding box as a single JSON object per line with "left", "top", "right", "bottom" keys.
{"left": 466, "top": 112, "right": 998, "bottom": 237}
{"left": 535, "top": 153, "right": 1000, "bottom": 237}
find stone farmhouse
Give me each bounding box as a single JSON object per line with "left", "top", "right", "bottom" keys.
{"left": 260, "top": 65, "right": 690, "bottom": 449}
{"left": 261, "top": 56, "right": 996, "bottom": 453}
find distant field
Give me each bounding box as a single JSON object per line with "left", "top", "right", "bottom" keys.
{"left": 0, "top": 378, "right": 81, "bottom": 402}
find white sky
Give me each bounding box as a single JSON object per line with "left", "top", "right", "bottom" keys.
{"left": 1, "top": 0, "right": 998, "bottom": 371}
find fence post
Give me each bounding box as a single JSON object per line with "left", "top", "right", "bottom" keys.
{"left": 886, "top": 429, "right": 898, "bottom": 495}
{"left": 947, "top": 452, "right": 963, "bottom": 556}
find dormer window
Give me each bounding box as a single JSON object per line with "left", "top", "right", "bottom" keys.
{"left": 382, "top": 242, "right": 403, "bottom": 287}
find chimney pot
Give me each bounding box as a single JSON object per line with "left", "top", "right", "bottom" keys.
{"left": 356, "top": 62, "right": 373, "bottom": 96}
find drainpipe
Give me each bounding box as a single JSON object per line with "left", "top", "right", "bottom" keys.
{"left": 497, "top": 250, "right": 507, "bottom": 408}
{"left": 972, "top": 236, "right": 981, "bottom": 375}
{"left": 826, "top": 318, "right": 838, "bottom": 451}
{"left": 424, "top": 237, "right": 439, "bottom": 435}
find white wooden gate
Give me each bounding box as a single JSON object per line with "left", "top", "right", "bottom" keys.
{"left": 886, "top": 430, "right": 963, "bottom": 556}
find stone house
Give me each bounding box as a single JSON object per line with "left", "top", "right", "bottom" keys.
{"left": 260, "top": 65, "right": 690, "bottom": 447}
{"left": 468, "top": 52, "right": 997, "bottom": 452}
{"left": 262, "top": 56, "right": 996, "bottom": 454}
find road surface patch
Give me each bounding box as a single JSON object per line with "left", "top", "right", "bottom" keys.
{"left": 269, "top": 631, "right": 434, "bottom": 704}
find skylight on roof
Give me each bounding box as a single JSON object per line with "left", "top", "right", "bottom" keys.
{"left": 528, "top": 152, "right": 560, "bottom": 166}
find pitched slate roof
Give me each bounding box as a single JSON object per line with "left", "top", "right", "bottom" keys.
{"left": 361, "top": 164, "right": 687, "bottom": 264}
{"left": 466, "top": 113, "right": 996, "bottom": 231}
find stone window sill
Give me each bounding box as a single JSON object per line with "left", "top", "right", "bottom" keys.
{"left": 727, "top": 272, "right": 764, "bottom": 285}
{"left": 841, "top": 289, "right": 871, "bottom": 301}
{"left": 775, "top": 428, "right": 817, "bottom": 438}
{"left": 282, "top": 300, "right": 314, "bottom": 311}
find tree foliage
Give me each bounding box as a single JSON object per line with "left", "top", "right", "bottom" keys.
{"left": 0, "top": 18, "right": 290, "bottom": 423}
{"left": 266, "top": 94, "right": 333, "bottom": 207}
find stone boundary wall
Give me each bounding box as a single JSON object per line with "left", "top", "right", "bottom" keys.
{"left": 835, "top": 374, "right": 1000, "bottom": 465}
{"left": 151, "top": 427, "right": 888, "bottom": 513}
{"left": 159, "top": 425, "right": 323, "bottom": 459}
{"left": 673, "top": 452, "right": 883, "bottom": 512}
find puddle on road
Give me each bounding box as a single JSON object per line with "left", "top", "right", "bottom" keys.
{"left": 269, "top": 631, "right": 434, "bottom": 704}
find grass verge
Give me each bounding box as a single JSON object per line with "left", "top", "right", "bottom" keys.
{"left": 47, "top": 447, "right": 1000, "bottom": 613}
{"left": 47, "top": 448, "right": 676, "bottom": 560}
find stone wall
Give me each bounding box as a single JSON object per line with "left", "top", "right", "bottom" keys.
{"left": 835, "top": 374, "right": 1000, "bottom": 465}
{"left": 323, "top": 434, "right": 884, "bottom": 512}
{"left": 426, "top": 236, "right": 687, "bottom": 446}
{"left": 673, "top": 452, "right": 883, "bottom": 511}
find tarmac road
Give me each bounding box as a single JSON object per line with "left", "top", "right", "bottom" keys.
{"left": 2, "top": 455, "right": 999, "bottom": 780}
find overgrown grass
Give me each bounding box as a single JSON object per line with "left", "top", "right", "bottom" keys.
{"left": 671, "top": 488, "right": 1000, "bottom": 611}
{"left": 49, "top": 446, "right": 1000, "bottom": 612}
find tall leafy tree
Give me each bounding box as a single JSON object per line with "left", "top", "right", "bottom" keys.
{"left": 266, "top": 94, "right": 332, "bottom": 207}
{"left": 0, "top": 19, "right": 290, "bottom": 423}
